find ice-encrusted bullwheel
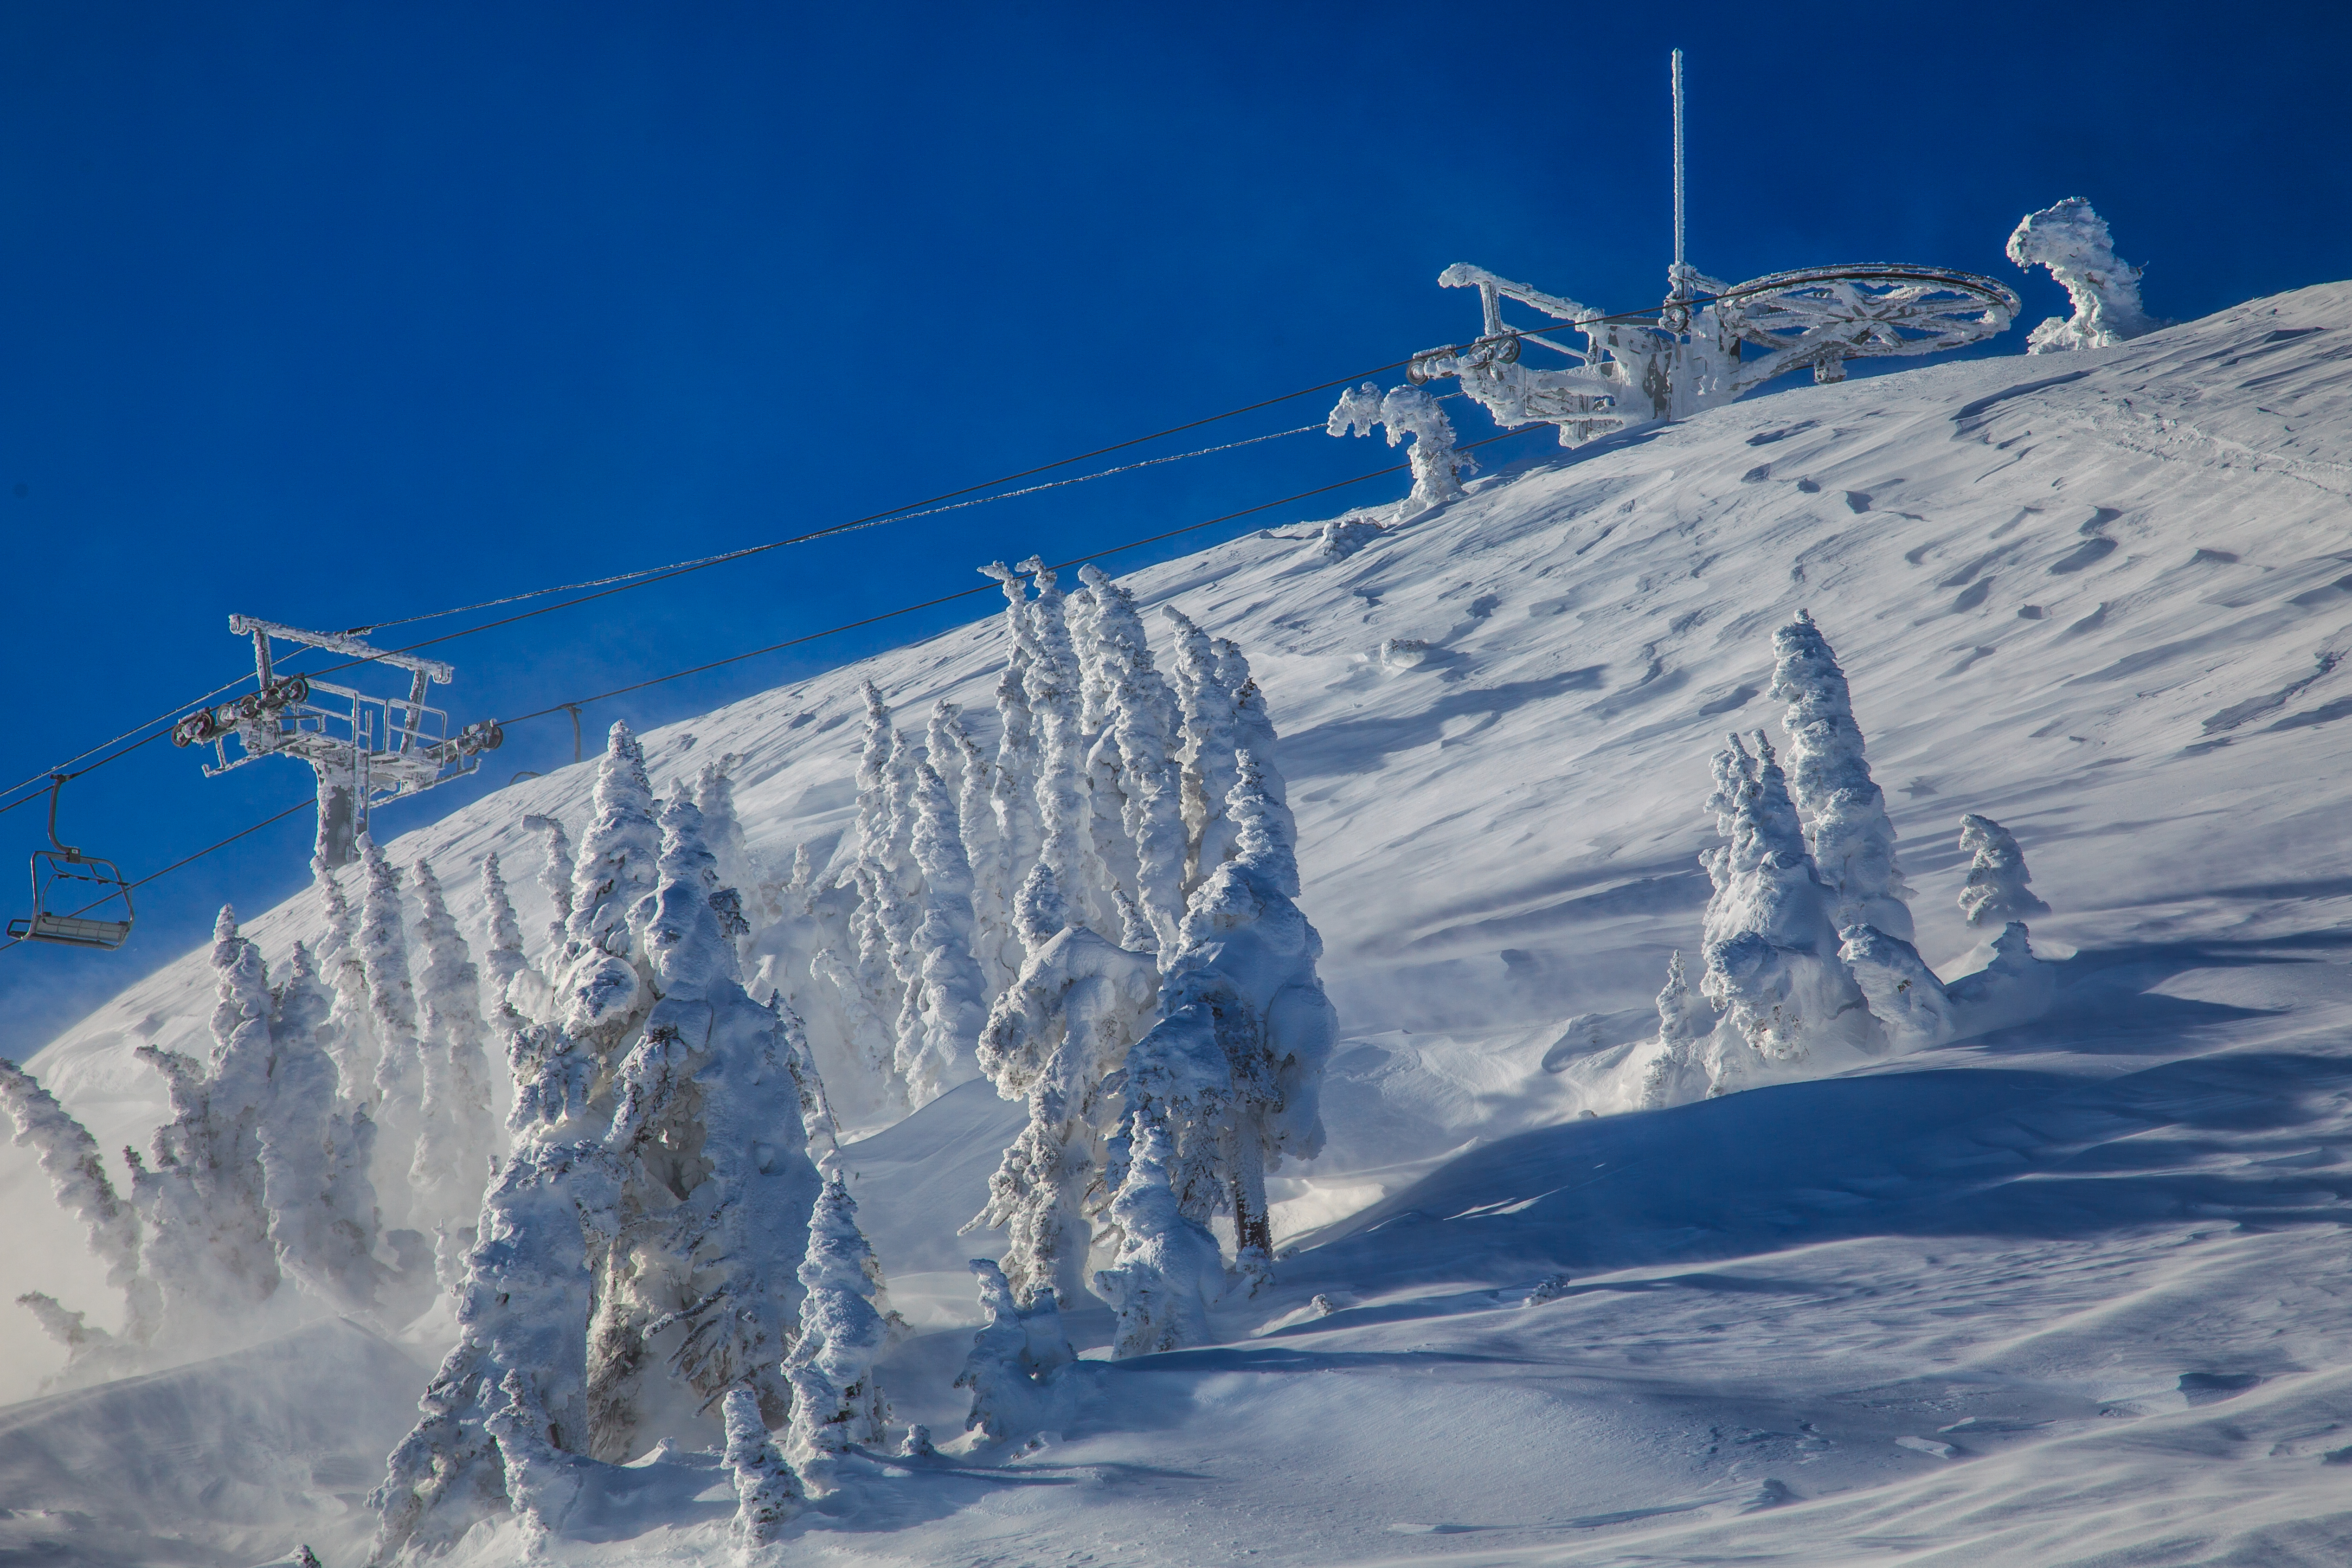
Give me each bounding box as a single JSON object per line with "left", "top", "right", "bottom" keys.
{"left": 1714, "top": 265, "right": 2021, "bottom": 385}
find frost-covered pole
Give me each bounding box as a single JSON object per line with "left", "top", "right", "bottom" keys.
{"left": 1671, "top": 48, "right": 1686, "bottom": 284}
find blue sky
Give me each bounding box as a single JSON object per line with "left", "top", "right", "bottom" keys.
{"left": 3, "top": 0, "right": 2346, "bottom": 1055}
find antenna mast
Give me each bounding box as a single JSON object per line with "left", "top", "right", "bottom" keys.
{"left": 1671, "top": 49, "right": 1686, "bottom": 283}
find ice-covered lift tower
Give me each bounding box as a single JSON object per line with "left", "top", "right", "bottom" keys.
{"left": 1406, "top": 51, "right": 2022, "bottom": 446}
{"left": 171, "top": 617, "right": 502, "bottom": 868}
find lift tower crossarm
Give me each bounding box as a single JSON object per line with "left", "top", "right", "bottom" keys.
{"left": 224, "top": 615, "right": 456, "bottom": 685}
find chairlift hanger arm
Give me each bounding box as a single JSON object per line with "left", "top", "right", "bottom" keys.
{"left": 226, "top": 615, "right": 455, "bottom": 685}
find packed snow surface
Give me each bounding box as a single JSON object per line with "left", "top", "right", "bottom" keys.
{"left": 13, "top": 283, "right": 2352, "bottom": 1565}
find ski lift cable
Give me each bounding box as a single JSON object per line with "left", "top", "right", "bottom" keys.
{"left": 0, "top": 423, "right": 1542, "bottom": 957}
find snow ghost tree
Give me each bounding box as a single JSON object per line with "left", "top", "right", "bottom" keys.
{"left": 1078, "top": 563, "right": 1189, "bottom": 953}
{"left": 1091, "top": 1114, "right": 1225, "bottom": 1357}
{"left": 0, "top": 1057, "right": 159, "bottom": 1375}
{"left": 1957, "top": 813, "right": 2052, "bottom": 926}
{"left": 1327, "top": 381, "right": 1473, "bottom": 513}
{"left": 1162, "top": 605, "right": 1243, "bottom": 890}
{"left": 479, "top": 851, "right": 532, "bottom": 1004}
{"left": 260, "top": 941, "right": 384, "bottom": 1312}
{"left": 1021, "top": 558, "right": 1092, "bottom": 906}
{"left": 967, "top": 863, "right": 1160, "bottom": 1308}
{"left": 1839, "top": 923, "right": 1955, "bottom": 1053}
{"left": 410, "top": 858, "right": 498, "bottom": 1278}
{"left": 554, "top": 721, "right": 662, "bottom": 1069}
{"left": 1128, "top": 751, "right": 1336, "bottom": 1267}
{"left": 592, "top": 796, "right": 825, "bottom": 1455}
{"left": 1769, "top": 612, "right": 1912, "bottom": 941}
{"left": 358, "top": 837, "right": 426, "bottom": 1225}
{"left": 784, "top": 1175, "right": 895, "bottom": 1480}
{"left": 898, "top": 762, "right": 990, "bottom": 1105}
{"left": 1698, "top": 733, "right": 1872, "bottom": 1070}
{"left": 955, "top": 1257, "right": 1077, "bottom": 1444}
{"left": 522, "top": 813, "right": 576, "bottom": 956}
{"left": 721, "top": 1383, "right": 801, "bottom": 1545}
{"left": 1637, "top": 950, "right": 1714, "bottom": 1110}
{"left": 2007, "top": 198, "right": 2158, "bottom": 353}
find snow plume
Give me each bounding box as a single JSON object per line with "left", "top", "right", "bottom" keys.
{"left": 1637, "top": 950, "right": 1714, "bottom": 1110}
{"left": 410, "top": 859, "right": 499, "bottom": 1280}
{"left": 1958, "top": 813, "right": 2052, "bottom": 926}
{"left": 556, "top": 722, "right": 660, "bottom": 1059}
{"left": 0, "top": 1057, "right": 158, "bottom": 1368}
{"left": 782, "top": 1175, "right": 895, "bottom": 1480}
{"left": 366, "top": 1137, "right": 622, "bottom": 1564}
{"left": 593, "top": 796, "right": 827, "bottom": 1456}
{"left": 901, "top": 762, "right": 990, "bottom": 1106}
{"left": 955, "top": 1256, "right": 1077, "bottom": 1445}
{"left": 128, "top": 906, "right": 285, "bottom": 1341}
{"left": 2007, "top": 198, "right": 2158, "bottom": 353}
{"left": 479, "top": 851, "right": 531, "bottom": 1002}
{"left": 1022, "top": 558, "right": 1093, "bottom": 904}
{"left": 1092, "top": 1113, "right": 1225, "bottom": 1357}
{"left": 1080, "top": 564, "right": 1190, "bottom": 953}
{"left": 1163, "top": 605, "right": 1243, "bottom": 891}
{"left": 1697, "top": 733, "right": 1873, "bottom": 1073}
{"left": 1770, "top": 611, "right": 1913, "bottom": 940}
{"left": 722, "top": 1383, "right": 802, "bottom": 1546}
{"left": 522, "top": 812, "right": 575, "bottom": 957}
{"left": 1129, "top": 751, "right": 1336, "bottom": 1265}
{"left": 259, "top": 942, "right": 383, "bottom": 1312}
{"left": 1328, "top": 381, "right": 1473, "bottom": 513}
{"left": 967, "top": 868, "right": 1160, "bottom": 1308}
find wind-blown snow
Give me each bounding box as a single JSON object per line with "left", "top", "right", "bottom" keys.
{"left": 13, "top": 283, "right": 2352, "bottom": 1564}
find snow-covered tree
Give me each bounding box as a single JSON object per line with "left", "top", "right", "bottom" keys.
{"left": 0, "top": 1056, "right": 158, "bottom": 1363}
{"left": 721, "top": 1383, "right": 801, "bottom": 1546}
{"left": 1637, "top": 950, "right": 1714, "bottom": 1110}
{"left": 967, "top": 865, "right": 1159, "bottom": 1307}
{"left": 366, "top": 1136, "right": 622, "bottom": 1564}
{"left": 935, "top": 700, "right": 1012, "bottom": 1002}
{"left": 1162, "top": 605, "right": 1243, "bottom": 890}
{"left": 1945, "top": 920, "right": 2059, "bottom": 1037}
{"left": 522, "top": 812, "right": 575, "bottom": 957}
{"left": 979, "top": 562, "right": 1045, "bottom": 895}
{"left": 899, "top": 761, "right": 990, "bottom": 1105}
{"left": 313, "top": 859, "right": 377, "bottom": 1097}
{"left": 1091, "top": 1114, "right": 1224, "bottom": 1357}
{"left": 1839, "top": 924, "right": 1954, "bottom": 1053}
{"left": 1217, "top": 638, "right": 1295, "bottom": 842}
{"left": 1069, "top": 583, "right": 1112, "bottom": 736}
{"left": 354, "top": 837, "right": 426, "bottom": 1230}
{"left": 1079, "top": 564, "right": 1189, "bottom": 952}
{"left": 784, "top": 1175, "right": 894, "bottom": 1479}
{"left": 1957, "top": 813, "right": 2052, "bottom": 926}
{"left": 694, "top": 754, "right": 759, "bottom": 935}
{"left": 1129, "top": 751, "right": 1334, "bottom": 1266}
{"left": 258, "top": 941, "right": 383, "bottom": 1311}
{"left": 483, "top": 1369, "right": 587, "bottom": 1550}
{"left": 954, "top": 1256, "right": 1076, "bottom": 1444}
{"left": 1770, "top": 611, "right": 1913, "bottom": 941}
{"left": 1328, "top": 381, "right": 1473, "bottom": 513}
{"left": 590, "top": 796, "right": 826, "bottom": 1456}
{"left": 1022, "top": 558, "right": 1092, "bottom": 905}
{"left": 2007, "top": 197, "right": 2158, "bottom": 353}
{"left": 410, "top": 858, "right": 499, "bottom": 1282}
{"left": 479, "top": 851, "right": 532, "bottom": 1003}
{"left": 128, "top": 906, "right": 284, "bottom": 1339}
{"left": 1697, "top": 732, "right": 1871, "bottom": 1067}
{"left": 554, "top": 722, "right": 662, "bottom": 1061}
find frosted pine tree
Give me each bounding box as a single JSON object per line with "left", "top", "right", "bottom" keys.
{"left": 1079, "top": 564, "right": 1189, "bottom": 952}
{"left": 1697, "top": 732, "right": 1872, "bottom": 1068}
{"left": 1957, "top": 813, "right": 2051, "bottom": 925}
{"left": 1770, "top": 611, "right": 1913, "bottom": 940}
{"left": 2007, "top": 198, "right": 2158, "bottom": 353}
{"left": 1022, "top": 558, "right": 1092, "bottom": 905}
{"left": 591, "top": 796, "right": 826, "bottom": 1455}
{"left": 1091, "top": 1114, "right": 1224, "bottom": 1357}
{"left": 721, "top": 1384, "right": 801, "bottom": 1546}
{"left": 0, "top": 1057, "right": 159, "bottom": 1366}
{"left": 1637, "top": 950, "right": 1715, "bottom": 1110}
{"left": 881, "top": 726, "right": 932, "bottom": 1079}
{"left": 483, "top": 1369, "right": 587, "bottom": 1549}
{"left": 967, "top": 863, "right": 1159, "bottom": 1307}
{"left": 258, "top": 942, "right": 384, "bottom": 1310}
{"left": 522, "top": 812, "right": 576, "bottom": 956}
{"left": 831, "top": 684, "right": 914, "bottom": 1097}
{"left": 555, "top": 722, "right": 662, "bottom": 1064}
{"left": 127, "top": 906, "right": 284, "bottom": 1341}
{"left": 1162, "top": 605, "right": 1243, "bottom": 890}
{"left": 1217, "top": 637, "right": 1296, "bottom": 851}
{"left": 366, "top": 1136, "right": 622, "bottom": 1564}
{"left": 784, "top": 1175, "right": 894, "bottom": 1480}
{"left": 479, "top": 851, "right": 532, "bottom": 1004}
{"left": 899, "top": 762, "right": 990, "bottom": 1105}
{"left": 357, "top": 837, "right": 426, "bottom": 1227}
{"left": 1329, "top": 381, "right": 1472, "bottom": 513}
{"left": 1840, "top": 924, "right": 1955, "bottom": 1053}
{"left": 313, "top": 860, "right": 378, "bottom": 1097}
{"left": 979, "top": 562, "right": 1045, "bottom": 896}
{"left": 1068, "top": 582, "right": 1112, "bottom": 735}
{"left": 694, "top": 755, "right": 759, "bottom": 929}
{"left": 1130, "top": 752, "right": 1336, "bottom": 1265}
{"left": 932, "top": 699, "right": 1011, "bottom": 1000}
{"left": 954, "top": 1257, "right": 1076, "bottom": 1444}
{"left": 410, "top": 859, "right": 499, "bottom": 1280}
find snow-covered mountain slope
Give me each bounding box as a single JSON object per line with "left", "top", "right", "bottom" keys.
{"left": 13, "top": 282, "right": 2352, "bottom": 1565}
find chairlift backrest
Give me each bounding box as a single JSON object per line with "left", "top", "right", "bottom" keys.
{"left": 6, "top": 775, "right": 134, "bottom": 951}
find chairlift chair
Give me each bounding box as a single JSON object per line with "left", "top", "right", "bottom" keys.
{"left": 7, "top": 775, "right": 134, "bottom": 950}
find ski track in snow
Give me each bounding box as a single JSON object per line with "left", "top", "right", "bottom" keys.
{"left": 11, "top": 286, "right": 2352, "bottom": 1565}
